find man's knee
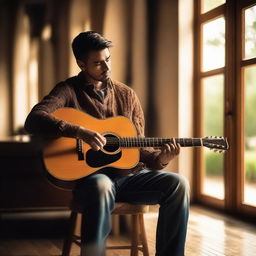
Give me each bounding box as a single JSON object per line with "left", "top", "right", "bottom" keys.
{"left": 75, "top": 174, "right": 115, "bottom": 199}
{"left": 176, "top": 174, "right": 190, "bottom": 195}
{"left": 86, "top": 174, "right": 114, "bottom": 195}
{"left": 164, "top": 172, "right": 190, "bottom": 197}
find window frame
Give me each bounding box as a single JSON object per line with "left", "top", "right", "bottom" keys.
{"left": 194, "top": 0, "right": 256, "bottom": 217}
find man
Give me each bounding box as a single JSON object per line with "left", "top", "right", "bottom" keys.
{"left": 25, "top": 31, "right": 189, "bottom": 256}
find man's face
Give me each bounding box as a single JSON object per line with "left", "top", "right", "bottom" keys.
{"left": 82, "top": 48, "right": 111, "bottom": 82}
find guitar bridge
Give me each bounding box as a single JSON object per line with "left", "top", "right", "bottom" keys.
{"left": 76, "top": 139, "right": 84, "bottom": 160}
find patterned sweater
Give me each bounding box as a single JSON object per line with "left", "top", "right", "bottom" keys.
{"left": 25, "top": 72, "right": 166, "bottom": 177}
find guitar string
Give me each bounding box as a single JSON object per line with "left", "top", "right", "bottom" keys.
{"left": 104, "top": 138, "right": 200, "bottom": 147}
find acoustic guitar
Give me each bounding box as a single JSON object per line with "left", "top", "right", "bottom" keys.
{"left": 43, "top": 108, "right": 229, "bottom": 185}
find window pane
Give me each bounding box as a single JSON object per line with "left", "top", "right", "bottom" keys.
{"left": 244, "top": 5, "right": 256, "bottom": 59}
{"left": 201, "top": 0, "right": 225, "bottom": 14}
{"left": 202, "top": 75, "right": 224, "bottom": 199}
{"left": 244, "top": 65, "right": 256, "bottom": 206}
{"left": 202, "top": 17, "right": 225, "bottom": 72}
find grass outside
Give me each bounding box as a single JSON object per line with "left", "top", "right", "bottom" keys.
{"left": 205, "top": 150, "right": 256, "bottom": 183}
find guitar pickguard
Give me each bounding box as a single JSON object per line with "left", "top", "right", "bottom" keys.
{"left": 86, "top": 149, "right": 122, "bottom": 168}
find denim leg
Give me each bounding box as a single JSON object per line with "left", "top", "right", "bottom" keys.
{"left": 115, "top": 170, "right": 190, "bottom": 256}
{"left": 155, "top": 173, "right": 189, "bottom": 256}
{"left": 73, "top": 173, "right": 116, "bottom": 256}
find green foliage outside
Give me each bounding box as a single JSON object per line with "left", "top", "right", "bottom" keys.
{"left": 244, "top": 151, "right": 256, "bottom": 182}
{"left": 205, "top": 151, "right": 256, "bottom": 183}
{"left": 205, "top": 151, "right": 223, "bottom": 176}
{"left": 245, "top": 66, "right": 256, "bottom": 138}
{"left": 204, "top": 69, "right": 256, "bottom": 183}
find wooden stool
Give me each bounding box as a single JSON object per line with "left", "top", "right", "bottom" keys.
{"left": 62, "top": 200, "right": 150, "bottom": 256}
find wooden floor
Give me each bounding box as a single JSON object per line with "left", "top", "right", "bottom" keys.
{"left": 0, "top": 205, "right": 256, "bottom": 256}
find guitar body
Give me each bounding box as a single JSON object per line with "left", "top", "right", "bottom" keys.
{"left": 43, "top": 108, "right": 140, "bottom": 181}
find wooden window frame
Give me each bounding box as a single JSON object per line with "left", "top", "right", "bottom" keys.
{"left": 194, "top": 0, "right": 256, "bottom": 217}
{"left": 236, "top": 0, "right": 256, "bottom": 216}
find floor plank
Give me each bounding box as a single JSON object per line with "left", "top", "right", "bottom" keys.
{"left": 0, "top": 205, "right": 255, "bottom": 256}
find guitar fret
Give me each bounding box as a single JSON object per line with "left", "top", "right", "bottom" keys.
{"left": 186, "top": 138, "right": 192, "bottom": 146}
{"left": 114, "top": 137, "right": 226, "bottom": 149}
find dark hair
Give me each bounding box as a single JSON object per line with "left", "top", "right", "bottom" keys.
{"left": 72, "top": 31, "right": 113, "bottom": 61}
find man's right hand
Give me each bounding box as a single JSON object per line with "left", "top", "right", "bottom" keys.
{"left": 76, "top": 127, "right": 106, "bottom": 151}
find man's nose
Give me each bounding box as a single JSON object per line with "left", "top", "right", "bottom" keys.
{"left": 102, "top": 61, "right": 110, "bottom": 71}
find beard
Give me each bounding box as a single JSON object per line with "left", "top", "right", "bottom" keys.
{"left": 86, "top": 70, "right": 111, "bottom": 82}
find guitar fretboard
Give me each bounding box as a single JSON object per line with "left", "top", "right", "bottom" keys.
{"left": 105, "top": 137, "right": 203, "bottom": 148}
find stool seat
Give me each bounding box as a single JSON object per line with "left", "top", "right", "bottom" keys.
{"left": 113, "top": 203, "right": 149, "bottom": 215}
{"left": 62, "top": 200, "right": 150, "bottom": 256}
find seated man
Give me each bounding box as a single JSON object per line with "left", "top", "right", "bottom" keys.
{"left": 25, "top": 31, "right": 189, "bottom": 256}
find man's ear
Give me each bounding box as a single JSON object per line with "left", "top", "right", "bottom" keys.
{"left": 76, "top": 59, "right": 86, "bottom": 71}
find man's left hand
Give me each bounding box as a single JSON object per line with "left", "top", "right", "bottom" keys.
{"left": 157, "top": 138, "right": 180, "bottom": 166}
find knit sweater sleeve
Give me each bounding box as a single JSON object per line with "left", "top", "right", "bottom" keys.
{"left": 130, "top": 90, "right": 168, "bottom": 170}
{"left": 24, "top": 82, "right": 80, "bottom": 138}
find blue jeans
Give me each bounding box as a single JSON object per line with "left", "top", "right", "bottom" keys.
{"left": 73, "top": 169, "right": 190, "bottom": 256}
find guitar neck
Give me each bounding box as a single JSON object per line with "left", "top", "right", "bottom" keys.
{"left": 106, "top": 137, "right": 203, "bottom": 148}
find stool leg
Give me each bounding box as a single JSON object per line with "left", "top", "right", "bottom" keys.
{"left": 111, "top": 214, "right": 120, "bottom": 237}
{"left": 139, "top": 214, "right": 149, "bottom": 256}
{"left": 131, "top": 214, "right": 139, "bottom": 256}
{"left": 62, "top": 211, "right": 77, "bottom": 256}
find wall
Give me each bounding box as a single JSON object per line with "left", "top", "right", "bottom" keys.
{"left": 0, "top": 0, "right": 194, "bottom": 194}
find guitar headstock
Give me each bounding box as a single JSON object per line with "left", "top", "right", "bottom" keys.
{"left": 202, "top": 136, "right": 229, "bottom": 153}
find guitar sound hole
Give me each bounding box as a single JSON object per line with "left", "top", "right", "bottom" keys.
{"left": 103, "top": 134, "right": 120, "bottom": 153}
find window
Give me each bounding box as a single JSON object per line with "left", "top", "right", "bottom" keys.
{"left": 194, "top": 0, "right": 256, "bottom": 216}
